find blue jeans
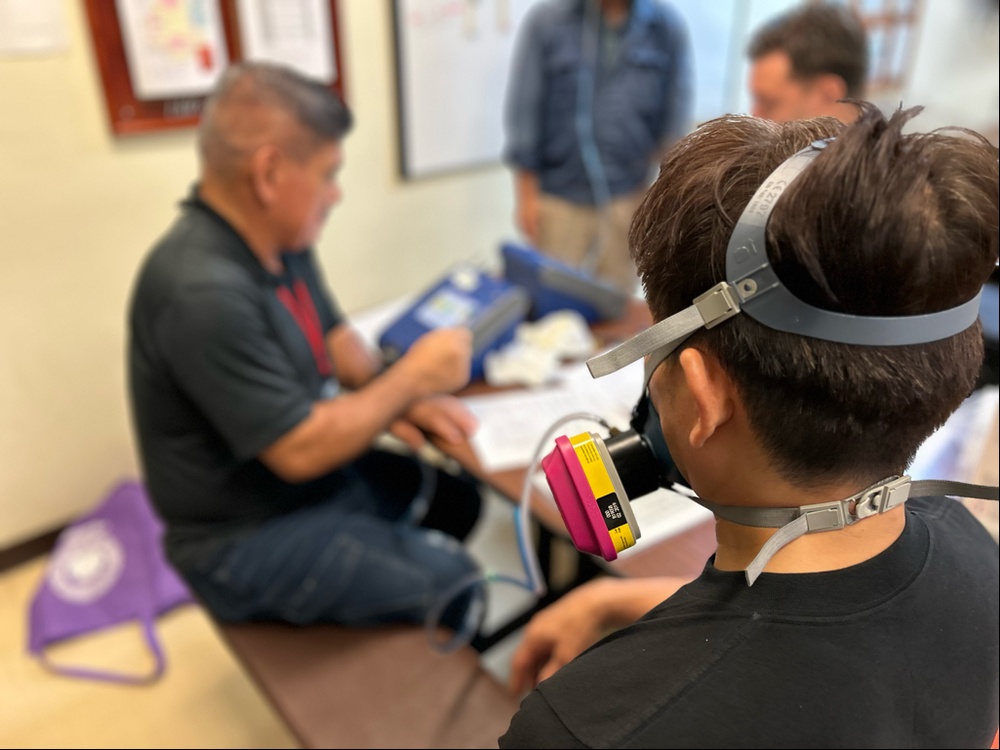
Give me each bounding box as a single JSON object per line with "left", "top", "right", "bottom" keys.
{"left": 179, "top": 450, "right": 484, "bottom": 633}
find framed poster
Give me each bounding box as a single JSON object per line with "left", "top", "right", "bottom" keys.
{"left": 392, "top": 0, "right": 541, "bottom": 179}
{"left": 115, "top": 0, "right": 229, "bottom": 101}
{"left": 84, "top": 0, "right": 345, "bottom": 136}
{"left": 235, "top": 0, "right": 338, "bottom": 84}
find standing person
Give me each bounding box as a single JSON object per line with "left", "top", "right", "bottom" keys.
{"left": 499, "top": 104, "right": 999, "bottom": 747}
{"left": 747, "top": 2, "right": 869, "bottom": 123}
{"left": 502, "top": 0, "right": 693, "bottom": 294}
{"left": 127, "top": 62, "right": 486, "bottom": 636}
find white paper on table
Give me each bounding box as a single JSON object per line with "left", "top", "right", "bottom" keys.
{"left": 615, "top": 486, "right": 715, "bottom": 559}
{"left": 461, "top": 356, "right": 645, "bottom": 474}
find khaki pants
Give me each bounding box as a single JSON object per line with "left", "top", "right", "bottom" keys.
{"left": 536, "top": 191, "right": 644, "bottom": 294}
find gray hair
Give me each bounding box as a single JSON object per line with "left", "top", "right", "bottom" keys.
{"left": 198, "top": 61, "right": 352, "bottom": 172}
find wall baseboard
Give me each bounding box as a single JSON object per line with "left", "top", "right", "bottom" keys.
{"left": 0, "top": 528, "right": 62, "bottom": 574}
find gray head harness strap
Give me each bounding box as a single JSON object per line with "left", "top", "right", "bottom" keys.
{"left": 585, "top": 137, "right": 995, "bottom": 585}
{"left": 726, "top": 139, "right": 983, "bottom": 345}
{"left": 588, "top": 139, "right": 984, "bottom": 383}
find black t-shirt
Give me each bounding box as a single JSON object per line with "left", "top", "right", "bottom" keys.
{"left": 128, "top": 190, "right": 345, "bottom": 555}
{"left": 500, "top": 496, "right": 1000, "bottom": 749}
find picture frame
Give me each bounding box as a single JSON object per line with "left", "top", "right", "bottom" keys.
{"left": 84, "top": 0, "right": 345, "bottom": 137}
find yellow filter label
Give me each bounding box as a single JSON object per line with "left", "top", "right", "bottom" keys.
{"left": 607, "top": 521, "right": 636, "bottom": 553}
{"left": 570, "top": 433, "right": 615, "bottom": 498}
{"left": 569, "top": 433, "right": 636, "bottom": 553}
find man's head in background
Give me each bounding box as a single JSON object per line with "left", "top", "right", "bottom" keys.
{"left": 197, "top": 62, "right": 353, "bottom": 253}
{"left": 747, "top": 3, "right": 869, "bottom": 123}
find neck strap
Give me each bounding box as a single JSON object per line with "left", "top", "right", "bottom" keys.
{"left": 692, "top": 475, "right": 999, "bottom": 585}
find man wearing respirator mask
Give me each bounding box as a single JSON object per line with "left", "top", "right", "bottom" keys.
{"left": 499, "top": 103, "right": 999, "bottom": 748}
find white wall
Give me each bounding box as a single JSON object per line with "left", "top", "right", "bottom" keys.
{"left": 902, "top": 0, "right": 1000, "bottom": 137}
{"left": 0, "top": 1, "right": 515, "bottom": 549}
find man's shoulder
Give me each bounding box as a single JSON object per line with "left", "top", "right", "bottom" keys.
{"left": 145, "top": 209, "right": 256, "bottom": 288}
{"left": 909, "top": 493, "right": 1000, "bottom": 564}
{"left": 132, "top": 209, "right": 261, "bottom": 322}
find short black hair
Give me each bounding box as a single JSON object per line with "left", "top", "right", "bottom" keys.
{"left": 748, "top": 3, "right": 869, "bottom": 97}
{"left": 632, "top": 104, "right": 998, "bottom": 484}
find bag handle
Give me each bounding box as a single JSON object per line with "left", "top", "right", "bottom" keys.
{"left": 34, "top": 616, "right": 167, "bottom": 685}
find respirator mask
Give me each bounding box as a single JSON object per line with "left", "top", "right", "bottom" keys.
{"left": 540, "top": 139, "right": 998, "bottom": 584}
{"left": 541, "top": 390, "right": 682, "bottom": 562}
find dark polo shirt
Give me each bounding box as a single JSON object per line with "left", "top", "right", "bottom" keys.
{"left": 128, "top": 190, "right": 345, "bottom": 558}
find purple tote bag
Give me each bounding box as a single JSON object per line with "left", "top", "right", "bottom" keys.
{"left": 27, "top": 480, "right": 193, "bottom": 684}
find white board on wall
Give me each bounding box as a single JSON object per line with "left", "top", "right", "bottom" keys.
{"left": 392, "top": 0, "right": 541, "bottom": 179}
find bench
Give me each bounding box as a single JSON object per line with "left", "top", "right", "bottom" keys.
{"left": 213, "top": 621, "right": 520, "bottom": 749}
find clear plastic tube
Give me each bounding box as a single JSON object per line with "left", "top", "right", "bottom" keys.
{"left": 423, "top": 412, "right": 612, "bottom": 652}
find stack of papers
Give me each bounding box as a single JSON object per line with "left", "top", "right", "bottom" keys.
{"left": 461, "top": 357, "right": 644, "bottom": 473}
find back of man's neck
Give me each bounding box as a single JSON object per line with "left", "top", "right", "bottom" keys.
{"left": 198, "top": 179, "right": 284, "bottom": 274}
{"left": 711, "top": 489, "right": 907, "bottom": 576}
{"left": 694, "top": 451, "right": 907, "bottom": 575}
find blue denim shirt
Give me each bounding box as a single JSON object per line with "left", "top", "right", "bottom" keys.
{"left": 503, "top": 0, "right": 693, "bottom": 205}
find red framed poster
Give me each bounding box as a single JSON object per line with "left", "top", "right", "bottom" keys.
{"left": 84, "top": 0, "right": 346, "bottom": 136}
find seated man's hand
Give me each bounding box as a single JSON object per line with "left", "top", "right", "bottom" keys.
{"left": 508, "top": 579, "right": 617, "bottom": 697}
{"left": 508, "top": 577, "right": 691, "bottom": 696}
{"left": 398, "top": 327, "right": 473, "bottom": 396}
{"left": 388, "top": 395, "right": 478, "bottom": 450}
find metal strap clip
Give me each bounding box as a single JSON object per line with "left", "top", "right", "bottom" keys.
{"left": 799, "top": 476, "right": 911, "bottom": 533}
{"left": 803, "top": 501, "right": 847, "bottom": 532}
{"left": 853, "top": 476, "right": 912, "bottom": 521}
{"left": 693, "top": 283, "right": 741, "bottom": 329}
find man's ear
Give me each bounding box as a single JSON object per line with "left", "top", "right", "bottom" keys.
{"left": 676, "top": 348, "right": 735, "bottom": 449}
{"left": 814, "top": 73, "right": 848, "bottom": 105}
{"left": 248, "top": 144, "right": 282, "bottom": 206}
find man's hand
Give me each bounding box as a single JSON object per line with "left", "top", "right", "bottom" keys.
{"left": 260, "top": 327, "right": 472, "bottom": 482}
{"left": 410, "top": 395, "right": 478, "bottom": 445}
{"left": 508, "top": 579, "right": 618, "bottom": 697}
{"left": 516, "top": 193, "right": 540, "bottom": 244}
{"left": 388, "top": 395, "right": 479, "bottom": 451}
{"left": 397, "top": 327, "right": 474, "bottom": 397}
{"left": 514, "top": 170, "right": 541, "bottom": 244}
{"left": 508, "top": 577, "right": 692, "bottom": 696}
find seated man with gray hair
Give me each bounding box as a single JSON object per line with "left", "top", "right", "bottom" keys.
{"left": 128, "top": 62, "right": 486, "bottom": 639}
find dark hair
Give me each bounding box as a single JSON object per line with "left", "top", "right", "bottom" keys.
{"left": 199, "top": 61, "right": 352, "bottom": 163}
{"left": 631, "top": 104, "right": 999, "bottom": 484}
{"left": 748, "top": 3, "right": 869, "bottom": 97}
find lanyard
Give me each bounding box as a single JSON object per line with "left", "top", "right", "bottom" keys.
{"left": 275, "top": 278, "right": 333, "bottom": 378}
